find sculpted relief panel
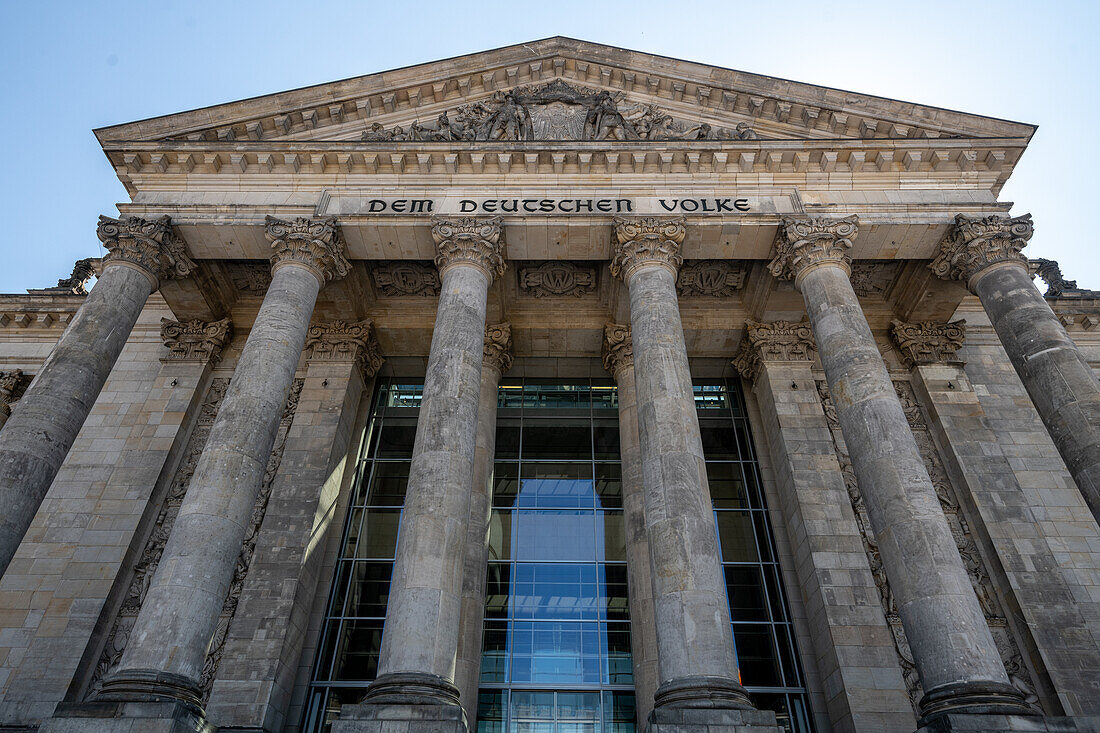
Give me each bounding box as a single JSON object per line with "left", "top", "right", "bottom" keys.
{"left": 361, "top": 80, "right": 760, "bottom": 142}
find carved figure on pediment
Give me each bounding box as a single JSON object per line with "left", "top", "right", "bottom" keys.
{"left": 735, "top": 122, "right": 759, "bottom": 140}
{"left": 585, "top": 91, "right": 637, "bottom": 141}
{"left": 362, "top": 122, "right": 394, "bottom": 141}
{"left": 478, "top": 91, "right": 533, "bottom": 141}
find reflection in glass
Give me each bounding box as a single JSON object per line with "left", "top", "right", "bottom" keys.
{"left": 510, "top": 621, "right": 602, "bottom": 684}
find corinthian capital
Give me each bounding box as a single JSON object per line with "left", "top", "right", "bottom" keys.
{"left": 930, "top": 214, "right": 1033, "bottom": 284}
{"left": 97, "top": 215, "right": 195, "bottom": 287}
{"left": 305, "top": 319, "right": 384, "bottom": 378}
{"left": 483, "top": 322, "right": 514, "bottom": 374}
{"left": 265, "top": 216, "right": 351, "bottom": 285}
{"left": 0, "top": 369, "right": 26, "bottom": 420}
{"left": 731, "top": 320, "right": 817, "bottom": 382}
{"left": 602, "top": 323, "right": 633, "bottom": 379}
{"left": 889, "top": 319, "right": 967, "bottom": 368}
{"left": 431, "top": 217, "right": 506, "bottom": 281}
{"left": 160, "top": 317, "right": 232, "bottom": 364}
{"left": 767, "top": 216, "right": 859, "bottom": 283}
{"left": 609, "top": 217, "right": 686, "bottom": 281}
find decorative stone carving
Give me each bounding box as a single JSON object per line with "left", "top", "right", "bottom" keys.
{"left": 930, "top": 213, "right": 1034, "bottom": 283}
{"left": 305, "top": 319, "right": 384, "bottom": 378}
{"left": 849, "top": 261, "right": 900, "bottom": 298}
{"left": 889, "top": 319, "right": 967, "bottom": 368}
{"left": 359, "top": 81, "right": 760, "bottom": 142}
{"left": 97, "top": 215, "right": 196, "bottom": 284}
{"left": 89, "top": 377, "right": 304, "bottom": 698}
{"left": 518, "top": 262, "right": 597, "bottom": 297}
{"left": 264, "top": 216, "right": 351, "bottom": 283}
{"left": 1031, "top": 258, "right": 1100, "bottom": 298}
{"left": 226, "top": 261, "right": 272, "bottom": 294}
{"left": 160, "top": 317, "right": 232, "bottom": 364}
{"left": 28, "top": 258, "right": 98, "bottom": 295}
{"left": 431, "top": 217, "right": 506, "bottom": 280}
{"left": 601, "top": 322, "right": 633, "bottom": 378}
{"left": 372, "top": 262, "right": 441, "bottom": 297}
{"left": 731, "top": 320, "right": 817, "bottom": 381}
{"left": 816, "top": 379, "right": 1040, "bottom": 713}
{"left": 767, "top": 215, "right": 859, "bottom": 281}
{"left": 676, "top": 260, "right": 746, "bottom": 297}
{"left": 609, "top": 216, "right": 687, "bottom": 280}
{"left": 483, "top": 322, "right": 513, "bottom": 374}
{"left": 0, "top": 370, "right": 27, "bottom": 424}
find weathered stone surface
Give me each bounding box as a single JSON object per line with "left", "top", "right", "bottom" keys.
{"left": 731, "top": 319, "right": 816, "bottom": 382}
{"left": 160, "top": 317, "right": 232, "bottom": 364}
{"left": 517, "top": 261, "right": 597, "bottom": 297}
{"left": 889, "top": 319, "right": 966, "bottom": 368}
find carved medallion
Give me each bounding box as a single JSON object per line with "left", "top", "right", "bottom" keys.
{"left": 518, "top": 262, "right": 597, "bottom": 297}
{"left": 850, "top": 261, "right": 901, "bottom": 298}
{"left": 372, "top": 261, "right": 441, "bottom": 297}
{"left": 676, "top": 260, "right": 746, "bottom": 297}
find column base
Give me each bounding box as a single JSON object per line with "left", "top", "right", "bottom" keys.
{"left": 95, "top": 669, "right": 204, "bottom": 711}
{"left": 40, "top": 701, "right": 213, "bottom": 733}
{"left": 652, "top": 675, "right": 755, "bottom": 710}
{"left": 646, "top": 706, "right": 782, "bottom": 733}
{"left": 916, "top": 713, "right": 1100, "bottom": 732}
{"left": 918, "top": 682, "right": 1038, "bottom": 726}
{"left": 333, "top": 673, "right": 467, "bottom": 733}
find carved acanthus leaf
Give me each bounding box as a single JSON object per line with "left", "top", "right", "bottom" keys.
{"left": 518, "top": 262, "right": 597, "bottom": 297}
{"left": 930, "top": 214, "right": 1033, "bottom": 283}
{"left": 610, "top": 217, "right": 686, "bottom": 281}
{"left": 483, "top": 322, "right": 514, "bottom": 374}
{"left": 767, "top": 216, "right": 859, "bottom": 282}
{"left": 431, "top": 217, "right": 506, "bottom": 280}
{"left": 0, "top": 370, "right": 27, "bottom": 419}
{"left": 731, "top": 320, "right": 817, "bottom": 381}
{"left": 264, "top": 216, "right": 351, "bottom": 284}
{"left": 97, "top": 215, "right": 195, "bottom": 284}
{"left": 305, "top": 319, "right": 384, "bottom": 378}
{"left": 372, "top": 261, "right": 441, "bottom": 297}
{"left": 160, "top": 318, "right": 232, "bottom": 364}
{"left": 602, "top": 323, "right": 633, "bottom": 378}
{"left": 889, "top": 319, "right": 967, "bottom": 368}
{"left": 676, "top": 260, "right": 746, "bottom": 297}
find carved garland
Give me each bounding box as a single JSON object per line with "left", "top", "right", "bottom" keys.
{"left": 815, "top": 379, "right": 1039, "bottom": 712}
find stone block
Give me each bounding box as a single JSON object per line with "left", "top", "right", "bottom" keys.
{"left": 331, "top": 702, "right": 466, "bottom": 733}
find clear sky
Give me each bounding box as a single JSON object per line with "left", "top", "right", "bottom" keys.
{"left": 1, "top": 0, "right": 1097, "bottom": 293}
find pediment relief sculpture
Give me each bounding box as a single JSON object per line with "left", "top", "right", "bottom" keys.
{"left": 361, "top": 81, "right": 760, "bottom": 142}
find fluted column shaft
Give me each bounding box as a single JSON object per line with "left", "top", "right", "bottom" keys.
{"left": 610, "top": 217, "right": 751, "bottom": 712}
{"left": 773, "top": 217, "right": 1029, "bottom": 724}
{"left": 0, "top": 215, "right": 194, "bottom": 577}
{"left": 603, "top": 324, "right": 659, "bottom": 725}
{"left": 364, "top": 217, "right": 504, "bottom": 708}
{"left": 455, "top": 323, "right": 512, "bottom": 724}
{"left": 100, "top": 217, "right": 348, "bottom": 706}
{"left": 933, "top": 213, "right": 1100, "bottom": 527}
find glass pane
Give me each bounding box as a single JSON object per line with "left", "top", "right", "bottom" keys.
{"left": 751, "top": 693, "right": 793, "bottom": 733}
{"left": 477, "top": 690, "right": 505, "bottom": 733}
{"left": 593, "top": 420, "right": 620, "bottom": 460}
{"left": 754, "top": 512, "right": 776, "bottom": 563}
{"left": 485, "top": 563, "right": 511, "bottom": 618}
{"left": 603, "top": 691, "right": 637, "bottom": 733}
{"left": 479, "top": 621, "right": 509, "bottom": 683}
{"left": 492, "top": 463, "right": 521, "bottom": 508}
{"left": 694, "top": 383, "right": 731, "bottom": 410}
{"left": 385, "top": 384, "right": 423, "bottom": 408}
{"left": 598, "top": 511, "right": 626, "bottom": 562}
{"left": 498, "top": 382, "right": 524, "bottom": 409}
{"left": 557, "top": 691, "right": 601, "bottom": 733}
{"left": 367, "top": 462, "right": 409, "bottom": 505}
{"left": 699, "top": 420, "right": 740, "bottom": 459}
{"left": 343, "top": 508, "right": 366, "bottom": 559}
{"left": 332, "top": 619, "right": 384, "bottom": 680}
{"left": 706, "top": 463, "right": 750, "bottom": 509}
{"left": 375, "top": 417, "right": 418, "bottom": 458}
{"left": 314, "top": 619, "right": 342, "bottom": 681}
{"left": 522, "top": 422, "right": 592, "bottom": 460}
{"left": 733, "top": 420, "right": 756, "bottom": 460}
{"left": 715, "top": 511, "right": 760, "bottom": 563}
{"left": 344, "top": 562, "right": 392, "bottom": 618}
{"left": 733, "top": 624, "right": 782, "bottom": 687}
{"left": 357, "top": 509, "right": 401, "bottom": 559}
{"left": 513, "top": 510, "right": 596, "bottom": 562}
{"left": 777, "top": 624, "right": 802, "bottom": 687}
{"left": 725, "top": 565, "right": 769, "bottom": 622}
{"left": 518, "top": 463, "right": 594, "bottom": 509}
{"left": 512, "top": 690, "right": 555, "bottom": 732}
{"left": 591, "top": 383, "right": 618, "bottom": 412}
{"left": 328, "top": 561, "right": 352, "bottom": 618}
{"left": 764, "top": 566, "right": 788, "bottom": 622}
{"left": 510, "top": 621, "right": 602, "bottom": 684}
{"left": 495, "top": 418, "right": 521, "bottom": 459}
{"left": 488, "top": 510, "right": 513, "bottom": 561}
{"left": 512, "top": 563, "right": 600, "bottom": 620}
{"left": 594, "top": 464, "right": 622, "bottom": 509}
{"left": 604, "top": 624, "right": 634, "bottom": 684}
{"left": 523, "top": 381, "right": 590, "bottom": 410}
{"left": 601, "top": 565, "right": 630, "bottom": 621}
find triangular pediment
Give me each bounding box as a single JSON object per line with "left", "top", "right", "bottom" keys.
{"left": 94, "top": 37, "right": 1034, "bottom": 147}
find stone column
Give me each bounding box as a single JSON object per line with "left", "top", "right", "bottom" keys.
{"left": 337, "top": 217, "right": 504, "bottom": 733}
{"left": 0, "top": 370, "right": 26, "bottom": 431}
{"left": 732, "top": 321, "right": 916, "bottom": 733}
{"left": 206, "top": 321, "right": 382, "bottom": 731}
{"left": 609, "top": 218, "right": 774, "bottom": 732}
{"left": 932, "top": 214, "right": 1100, "bottom": 527}
{"left": 455, "top": 322, "right": 512, "bottom": 725}
{"left": 769, "top": 216, "right": 1031, "bottom": 725}
{"left": 97, "top": 216, "right": 349, "bottom": 709}
{"left": 602, "top": 323, "right": 660, "bottom": 726}
{"left": 0, "top": 215, "right": 194, "bottom": 577}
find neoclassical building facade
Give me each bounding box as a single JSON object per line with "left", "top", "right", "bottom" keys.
{"left": 0, "top": 37, "right": 1098, "bottom": 733}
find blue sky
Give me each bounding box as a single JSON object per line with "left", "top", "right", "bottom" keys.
{"left": 1, "top": 0, "right": 1097, "bottom": 293}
